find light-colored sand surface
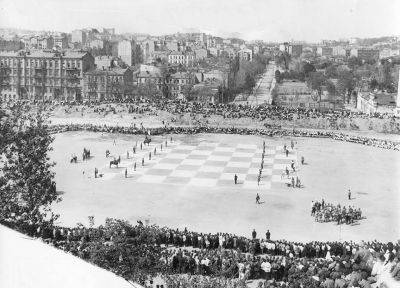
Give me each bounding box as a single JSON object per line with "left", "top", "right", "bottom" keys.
{"left": 51, "top": 132, "right": 400, "bottom": 242}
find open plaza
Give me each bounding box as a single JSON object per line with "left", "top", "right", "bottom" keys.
{"left": 51, "top": 131, "right": 400, "bottom": 242}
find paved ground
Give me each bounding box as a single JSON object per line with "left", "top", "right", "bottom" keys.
{"left": 51, "top": 132, "right": 400, "bottom": 242}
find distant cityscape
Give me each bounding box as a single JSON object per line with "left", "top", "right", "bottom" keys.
{"left": 0, "top": 27, "right": 399, "bottom": 116}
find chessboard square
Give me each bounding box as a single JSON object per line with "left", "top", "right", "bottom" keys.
{"left": 204, "top": 160, "right": 227, "bottom": 167}
{"left": 163, "top": 176, "right": 191, "bottom": 184}
{"left": 211, "top": 151, "right": 232, "bottom": 156}
{"left": 199, "top": 165, "right": 225, "bottom": 173}
{"left": 165, "top": 153, "right": 187, "bottom": 159}
{"left": 230, "top": 156, "right": 253, "bottom": 163}
{"left": 154, "top": 163, "right": 179, "bottom": 170}
{"left": 170, "top": 169, "right": 198, "bottom": 177}
{"left": 137, "top": 175, "right": 166, "bottom": 183}
{"left": 188, "top": 178, "right": 218, "bottom": 187}
{"left": 197, "top": 145, "right": 215, "bottom": 151}
{"left": 181, "top": 159, "right": 206, "bottom": 166}
{"left": 210, "top": 155, "right": 231, "bottom": 162}
{"left": 214, "top": 146, "right": 235, "bottom": 152}
{"left": 248, "top": 167, "right": 261, "bottom": 174}
{"left": 237, "top": 144, "right": 258, "bottom": 149}
{"left": 244, "top": 181, "right": 271, "bottom": 189}
{"left": 271, "top": 175, "right": 287, "bottom": 182}
{"left": 172, "top": 149, "right": 193, "bottom": 154}
{"left": 195, "top": 171, "right": 220, "bottom": 179}
{"left": 275, "top": 154, "right": 297, "bottom": 160}
{"left": 179, "top": 145, "right": 197, "bottom": 150}
{"left": 220, "top": 172, "right": 246, "bottom": 180}
{"left": 190, "top": 149, "right": 213, "bottom": 156}
{"left": 262, "top": 168, "right": 273, "bottom": 175}
{"left": 235, "top": 148, "right": 257, "bottom": 153}
{"left": 233, "top": 152, "right": 255, "bottom": 158}
{"left": 245, "top": 174, "right": 259, "bottom": 181}
{"left": 145, "top": 168, "right": 173, "bottom": 176}
{"left": 227, "top": 162, "right": 251, "bottom": 168}
{"left": 273, "top": 163, "right": 288, "bottom": 170}
{"left": 187, "top": 154, "right": 209, "bottom": 160}
{"left": 176, "top": 164, "right": 201, "bottom": 171}
{"left": 250, "top": 162, "right": 262, "bottom": 168}
{"left": 265, "top": 149, "right": 276, "bottom": 155}
{"left": 223, "top": 167, "right": 248, "bottom": 174}
{"left": 159, "top": 158, "right": 183, "bottom": 164}
{"left": 199, "top": 142, "right": 217, "bottom": 147}
{"left": 217, "top": 179, "right": 233, "bottom": 186}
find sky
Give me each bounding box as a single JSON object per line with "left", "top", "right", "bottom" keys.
{"left": 0, "top": 0, "right": 399, "bottom": 42}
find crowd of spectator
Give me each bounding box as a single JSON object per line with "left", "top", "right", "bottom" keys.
{"left": 311, "top": 200, "right": 363, "bottom": 225}
{"left": 0, "top": 213, "right": 399, "bottom": 288}
{"left": 47, "top": 123, "right": 400, "bottom": 151}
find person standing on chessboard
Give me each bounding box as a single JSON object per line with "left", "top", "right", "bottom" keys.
{"left": 234, "top": 174, "right": 238, "bottom": 184}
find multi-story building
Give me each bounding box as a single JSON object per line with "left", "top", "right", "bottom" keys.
{"left": 71, "top": 30, "right": 87, "bottom": 44}
{"left": 83, "top": 67, "right": 133, "bottom": 102}
{"left": 167, "top": 72, "right": 195, "bottom": 98}
{"left": 53, "top": 35, "right": 68, "bottom": 49}
{"left": 168, "top": 51, "right": 195, "bottom": 66}
{"left": 238, "top": 48, "right": 253, "bottom": 61}
{"left": 194, "top": 48, "right": 207, "bottom": 60}
{"left": 317, "top": 46, "right": 333, "bottom": 57}
{"left": 118, "top": 40, "right": 133, "bottom": 66}
{"left": 37, "top": 36, "right": 54, "bottom": 50}
{"left": 356, "top": 91, "right": 397, "bottom": 115}
{"left": 136, "top": 67, "right": 165, "bottom": 91}
{"left": 288, "top": 44, "right": 303, "bottom": 57}
{"left": 332, "top": 46, "right": 347, "bottom": 57}
{"left": 0, "top": 39, "right": 25, "bottom": 51}
{"left": 0, "top": 50, "right": 95, "bottom": 102}
{"left": 350, "top": 48, "right": 379, "bottom": 62}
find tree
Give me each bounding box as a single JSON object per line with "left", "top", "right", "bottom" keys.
{"left": 0, "top": 105, "right": 60, "bottom": 225}
{"left": 337, "top": 70, "right": 358, "bottom": 103}
{"left": 244, "top": 73, "right": 256, "bottom": 93}
{"left": 306, "top": 72, "right": 327, "bottom": 98}
{"left": 301, "top": 62, "right": 316, "bottom": 77}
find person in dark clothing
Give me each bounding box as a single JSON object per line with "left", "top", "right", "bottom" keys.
{"left": 266, "top": 230, "right": 271, "bottom": 240}
{"left": 252, "top": 229, "right": 257, "bottom": 239}
{"left": 234, "top": 174, "right": 238, "bottom": 184}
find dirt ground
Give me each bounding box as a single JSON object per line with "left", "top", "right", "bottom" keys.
{"left": 50, "top": 131, "right": 400, "bottom": 242}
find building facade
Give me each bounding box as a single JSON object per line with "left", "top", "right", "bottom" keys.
{"left": 83, "top": 67, "right": 133, "bottom": 102}
{"left": 118, "top": 40, "right": 133, "bottom": 66}
{"left": 168, "top": 51, "right": 195, "bottom": 66}
{"left": 0, "top": 50, "right": 95, "bottom": 102}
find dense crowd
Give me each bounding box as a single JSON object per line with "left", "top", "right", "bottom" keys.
{"left": 47, "top": 123, "right": 400, "bottom": 151}
{"left": 311, "top": 200, "right": 363, "bottom": 225}
{"left": 1, "top": 213, "right": 399, "bottom": 287}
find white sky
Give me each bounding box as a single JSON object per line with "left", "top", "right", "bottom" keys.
{"left": 0, "top": 0, "right": 399, "bottom": 42}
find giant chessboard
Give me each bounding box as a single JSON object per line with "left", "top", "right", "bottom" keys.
{"left": 104, "top": 140, "right": 298, "bottom": 189}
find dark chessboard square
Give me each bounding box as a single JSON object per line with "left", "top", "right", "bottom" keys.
{"left": 146, "top": 168, "right": 172, "bottom": 176}
{"left": 172, "top": 149, "right": 193, "bottom": 154}
{"left": 223, "top": 167, "right": 248, "bottom": 174}
{"left": 211, "top": 151, "right": 232, "bottom": 156}
{"left": 236, "top": 148, "right": 256, "bottom": 153}
{"left": 159, "top": 158, "right": 183, "bottom": 164}
{"left": 176, "top": 164, "right": 201, "bottom": 171}
{"left": 164, "top": 176, "right": 191, "bottom": 184}
{"left": 204, "top": 160, "right": 227, "bottom": 167}
{"left": 230, "top": 157, "right": 252, "bottom": 162}
{"left": 250, "top": 162, "right": 261, "bottom": 168}
{"left": 187, "top": 154, "right": 209, "bottom": 160}
{"left": 195, "top": 171, "right": 220, "bottom": 179}
{"left": 197, "top": 145, "right": 215, "bottom": 151}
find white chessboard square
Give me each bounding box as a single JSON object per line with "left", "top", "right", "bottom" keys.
{"left": 214, "top": 146, "right": 236, "bottom": 153}
{"left": 170, "top": 169, "right": 198, "bottom": 178}
{"left": 137, "top": 175, "right": 166, "bottom": 183}
{"left": 264, "top": 149, "right": 276, "bottom": 155}
{"left": 243, "top": 181, "right": 271, "bottom": 189}
{"left": 188, "top": 178, "right": 218, "bottom": 187}
{"left": 275, "top": 154, "right": 297, "bottom": 160}
{"left": 220, "top": 173, "right": 246, "bottom": 180}
{"left": 164, "top": 153, "right": 188, "bottom": 159}
{"left": 273, "top": 163, "right": 289, "bottom": 170}
{"left": 248, "top": 167, "right": 261, "bottom": 174}
{"left": 181, "top": 159, "right": 206, "bottom": 166}
{"left": 233, "top": 152, "right": 254, "bottom": 158}
{"left": 226, "top": 162, "right": 251, "bottom": 168}
{"left": 255, "top": 157, "right": 273, "bottom": 164}
{"left": 199, "top": 142, "right": 218, "bottom": 147}
{"left": 271, "top": 175, "right": 287, "bottom": 182}
{"left": 153, "top": 163, "right": 179, "bottom": 170}
{"left": 210, "top": 155, "right": 231, "bottom": 162}
{"left": 199, "top": 165, "right": 225, "bottom": 173}
{"left": 179, "top": 145, "right": 197, "bottom": 150}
